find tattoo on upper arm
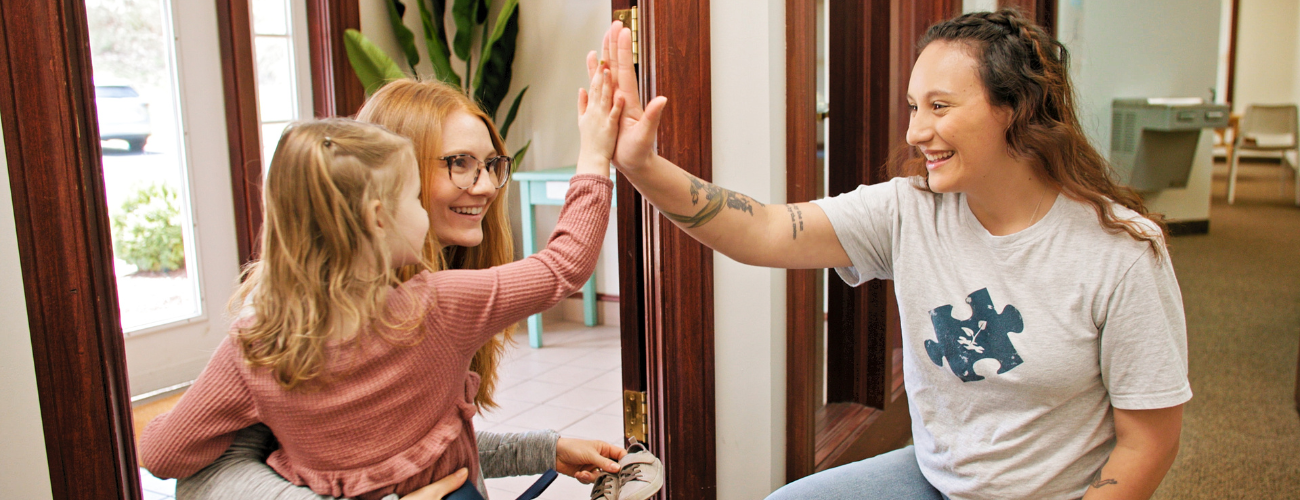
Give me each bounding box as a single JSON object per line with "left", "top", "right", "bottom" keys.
{"left": 663, "top": 174, "right": 764, "bottom": 228}
{"left": 784, "top": 204, "right": 805, "bottom": 239}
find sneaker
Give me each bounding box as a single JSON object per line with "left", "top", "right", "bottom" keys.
{"left": 588, "top": 438, "right": 665, "bottom": 500}
{"left": 613, "top": 438, "right": 664, "bottom": 500}
{"left": 589, "top": 470, "right": 619, "bottom": 500}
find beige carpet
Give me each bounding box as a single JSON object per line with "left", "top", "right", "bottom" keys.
{"left": 1153, "top": 159, "right": 1300, "bottom": 499}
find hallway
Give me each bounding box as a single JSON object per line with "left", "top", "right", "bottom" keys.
{"left": 1154, "top": 160, "right": 1300, "bottom": 497}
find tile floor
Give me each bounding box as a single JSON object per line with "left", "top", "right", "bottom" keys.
{"left": 136, "top": 320, "right": 623, "bottom": 500}
{"left": 481, "top": 321, "right": 624, "bottom": 500}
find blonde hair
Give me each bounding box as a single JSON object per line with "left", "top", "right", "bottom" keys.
{"left": 231, "top": 118, "right": 421, "bottom": 390}
{"left": 356, "top": 79, "right": 516, "bottom": 410}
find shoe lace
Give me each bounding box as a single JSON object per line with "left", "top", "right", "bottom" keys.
{"left": 590, "top": 472, "right": 618, "bottom": 500}
{"left": 618, "top": 463, "right": 645, "bottom": 483}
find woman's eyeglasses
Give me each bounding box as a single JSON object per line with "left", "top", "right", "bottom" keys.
{"left": 438, "top": 154, "right": 513, "bottom": 189}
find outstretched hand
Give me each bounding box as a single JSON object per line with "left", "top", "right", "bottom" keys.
{"left": 586, "top": 21, "right": 667, "bottom": 174}
{"left": 576, "top": 58, "right": 625, "bottom": 178}
{"left": 398, "top": 468, "right": 468, "bottom": 500}
{"left": 555, "top": 437, "right": 626, "bottom": 484}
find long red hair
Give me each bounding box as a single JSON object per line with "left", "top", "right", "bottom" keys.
{"left": 356, "top": 79, "right": 517, "bottom": 410}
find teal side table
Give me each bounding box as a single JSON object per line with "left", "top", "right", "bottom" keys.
{"left": 513, "top": 166, "right": 609, "bottom": 347}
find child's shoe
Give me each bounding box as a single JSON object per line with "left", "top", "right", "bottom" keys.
{"left": 589, "top": 470, "right": 620, "bottom": 500}
{"left": 616, "top": 438, "right": 665, "bottom": 500}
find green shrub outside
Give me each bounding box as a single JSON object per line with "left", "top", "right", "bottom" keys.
{"left": 111, "top": 183, "right": 185, "bottom": 273}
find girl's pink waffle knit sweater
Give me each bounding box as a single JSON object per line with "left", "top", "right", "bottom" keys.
{"left": 140, "top": 175, "right": 612, "bottom": 500}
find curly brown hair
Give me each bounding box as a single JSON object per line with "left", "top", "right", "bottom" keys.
{"left": 895, "top": 8, "right": 1167, "bottom": 253}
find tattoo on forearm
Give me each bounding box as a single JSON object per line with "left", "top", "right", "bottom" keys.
{"left": 785, "top": 204, "right": 805, "bottom": 239}
{"left": 1089, "top": 463, "right": 1118, "bottom": 489}
{"left": 663, "top": 174, "right": 764, "bottom": 228}
{"left": 1090, "top": 477, "right": 1118, "bottom": 489}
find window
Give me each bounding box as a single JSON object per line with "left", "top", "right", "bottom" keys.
{"left": 86, "top": 0, "right": 202, "bottom": 333}
{"left": 252, "top": 0, "right": 312, "bottom": 164}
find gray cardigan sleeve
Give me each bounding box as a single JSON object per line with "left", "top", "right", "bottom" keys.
{"left": 476, "top": 429, "right": 559, "bottom": 478}
{"left": 174, "top": 425, "right": 559, "bottom": 500}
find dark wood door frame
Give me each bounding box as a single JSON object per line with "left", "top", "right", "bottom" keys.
{"left": 217, "top": 0, "right": 264, "bottom": 265}
{"left": 784, "top": 0, "right": 821, "bottom": 483}
{"left": 786, "top": 0, "right": 962, "bottom": 482}
{"left": 614, "top": 1, "right": 718, "bottom": 498}
{"left": 307, "top": 0, "right": 365, "bottom": 119}
{"left": 0, "top": 1, "right": 140, "bottom": 498}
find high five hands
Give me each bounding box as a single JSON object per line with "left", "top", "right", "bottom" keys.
{"left": 585, "top": 21, "right": 668, "bottom": 174}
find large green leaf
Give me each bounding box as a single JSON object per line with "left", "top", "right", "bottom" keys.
{"left": 511, "top": 139, "right": 530, "bottom": 172}
{"left": 450, "top": 0, "right": 480, "bottom": 61}
{"left": 499, "top": 85, "right": 528, "bottom": 140}
{"left": 343, "top": 29, "right": 407, "bottom": 95}
{"left": 385, "top": 0, "right": 420, "bottom": 71}
{"left": 418, "top": 0, "right": 460, "bottom": 87}
{"left": 472, "top": 0, "right": 518, "bottom": 119}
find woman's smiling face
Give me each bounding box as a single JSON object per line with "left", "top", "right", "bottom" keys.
{"left": 425, "top": 110, "right": 500, "bottom": 248}
{"left": 905, "top": 41, "right": 1015, "bottom": 194}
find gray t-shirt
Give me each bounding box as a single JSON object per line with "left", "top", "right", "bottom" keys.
{"left": 813, "top": 177, "right": 1192, "bottom": 500}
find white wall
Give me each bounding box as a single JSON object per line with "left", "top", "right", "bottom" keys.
{"left": 359, "top": 0, "right": 619, "bottom": 298}
{"left": 1295, "top": 3, "right": 1300, "bottom": 104}
{"left": 1233, "top": 0, "right": 1300, "bottom": 113}
{"left": 711, "top": 0, "right": 787, "bottom": 498}
{"left": 1059, "top": 0, "right": 1222, "bottom": 222}
{"left": 963, "top": 0, "right": 997, "bottom": 13}
{"left": 0, "top": 115, "right": 55, "bottom": 497}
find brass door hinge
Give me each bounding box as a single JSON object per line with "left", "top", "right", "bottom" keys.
{"left": 612, "top": 7, "right": 640, "bottom": 59}
{"left": 623, "top": 389, "right": 647, "bottom": 443}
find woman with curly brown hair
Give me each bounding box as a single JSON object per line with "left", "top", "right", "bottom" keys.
{"left": 596, "top": 9, "right": 1189, "bottom": 499}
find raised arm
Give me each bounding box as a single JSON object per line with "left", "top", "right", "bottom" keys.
{"left": 591, "top": 22, "right": 849, "bottom": 269}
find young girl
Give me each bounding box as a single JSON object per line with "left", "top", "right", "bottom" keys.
{"left": 140, "top": 67, "right": 624, "bottom": 499}
{"left": 595, "top": 9, "right": 1188, "bottom": 500}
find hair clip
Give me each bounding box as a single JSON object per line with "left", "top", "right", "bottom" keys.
{"left": 323, "top": 137, "right": 333, "bottom": 147}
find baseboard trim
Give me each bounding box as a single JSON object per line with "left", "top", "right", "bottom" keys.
{"left": 1168, "top": 219, "right": 1210, "bottom": 236}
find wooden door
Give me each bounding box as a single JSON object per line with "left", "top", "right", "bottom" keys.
{"left": 785, "top": 0, "right": 962, "bottom": 482}
{"left": 612, "top": 1, "right": 718, "bottom": 498}
{"left": 999, "top": 0, "right": 1057, "bottom": 35}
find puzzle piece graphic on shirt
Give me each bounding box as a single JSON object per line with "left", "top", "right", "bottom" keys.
{"left": 924, "top": 288, "right": 1025, "bottom": 382}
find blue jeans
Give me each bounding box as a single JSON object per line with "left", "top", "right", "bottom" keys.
{"left": 766, "top": 446, "right": 944, "bottom": 500}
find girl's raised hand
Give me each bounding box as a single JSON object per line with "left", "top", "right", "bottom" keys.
{"left": 586, "top": 21, "right": 667, "bottom": 174}
{"left": 576, "top": 61, "right": 624, "bottom": 178}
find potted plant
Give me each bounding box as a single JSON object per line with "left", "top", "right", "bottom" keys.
{"left": 344, "top": 0, "right": 530, "bottom": 164}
